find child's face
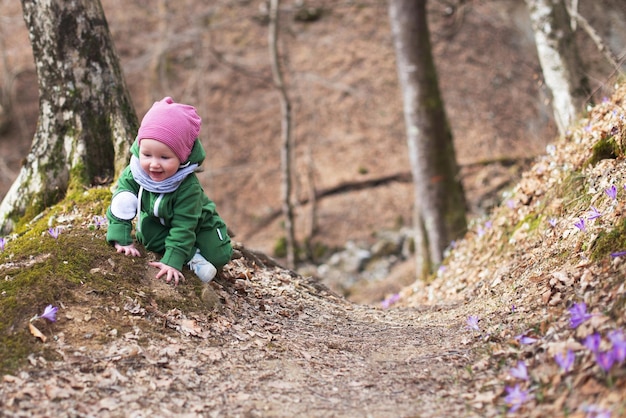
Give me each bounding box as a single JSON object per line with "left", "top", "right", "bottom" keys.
{"left": 139, "top": 139, "right": 181, "bottom": 182}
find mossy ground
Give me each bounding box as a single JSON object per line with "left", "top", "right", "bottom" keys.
{"left": 0, "top": 187, "right": 208, "bottom": 375}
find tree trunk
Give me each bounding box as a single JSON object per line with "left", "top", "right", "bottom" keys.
{"left": 0, "top": 0, "right": 138, "bottom": 233}
{"left": 526, "top": 0, "right": 590, "bottom": 136}
{"left": 389, "top": 0, "right": 467, "bottom": 276}
{"left": 268, "top": 0, "right": 296, "bottom": 269}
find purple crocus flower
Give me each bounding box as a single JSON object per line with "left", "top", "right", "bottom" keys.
{"left": 612, "top": 340, "right": 626, "bottom": 364}
{"left": 555, "top": 350, "right": 575, "bottom": 373}
{"left": 606, "top": 185, "right": 617, "bottom": 200}
{"left": 466, "top": 315, "right": 480, "bottom": 331}
{"left": 569, "top": 302, "right": 593, "bottom": 329}
{"left": 515, "top": 333, "right": 538, "bottom": 345}
{"left": 608, "top": 329, "right": 626, "bottom": 363}
{"left": 509, "top": 361, "right": 529, "bottom": 381}
{"left": 587, "top": 206, "right": 602, "bottom": 220}
{"left": 39, "top": 304, "right": 58, "bottom": 322}
{"left": 585, "top": 404, "right": 612, "bottom": 418}
{"left": 574, "top": 218, "right": 586, "bottom": 232}
{"left": 584, "top": 333, "right": 602, "bottom": 353}
{"left": 48, "top": 227, "right": 61, "bottom": 239}
{"left": 610, "top": 251, "right": 626, "bottom": 258}
{"left": 608, "top": 329, "right": 625, "bottom": 344}
{"left": 504, "top": 384, "right": 531, "bottom": 413}
{"left": 595, "top": 351, "right": 615, "bottom": 372}
{"left": 548, "top": 218, "right": 557, "bottom": 227}
{"left": 506, "top": 199, "right": 515, "bottom": 209}
{"left": 0, "top": 237, "right": 5, "bottom": 252}
{"left": 93, "top": 215, "right": 107, "bottom": 228}
{"left": 381, "top": 293, "right": 400, "bottom": 309}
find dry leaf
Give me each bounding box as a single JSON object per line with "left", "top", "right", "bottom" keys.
{"left": 469, "top": 391, "right": 496, "bottom": 409}
{"left": 29, "top": 322, "right": 46, "bottom": 342}
{"left": 201, "top": 347, "right": 224, "bottom": 362}
{"left": 180, "top": 318, "right": 203, "bottom": 336}
{"left": 45, "top": 384, "right": 72, "bottom": 400}
{"left": 579, "top": 378, "right": 604, "bottom": 396}
{"left": 2, "top": 375, "right": 23, "bottom": 384}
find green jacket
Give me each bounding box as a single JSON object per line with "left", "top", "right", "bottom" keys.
{"left": 106, "top": 139, "right": 225, "bottom": 271}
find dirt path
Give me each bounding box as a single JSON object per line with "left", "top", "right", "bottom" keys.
{"left": 0, "top": 247, "right": 491, "bottom": 418}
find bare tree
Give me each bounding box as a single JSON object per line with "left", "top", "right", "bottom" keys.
{"left": 147, "top": 0, "right": 171, "bottom": 103}
{"left": 388, "top": 0, "right": 467, "bottom": 277}
{"left": 525, "top": 0, "right": 590, "bottom": 136}
{"left": 268, "top": 0, "right": 296, "bottom": 268}
{"left": 0, "top": 0, "right": 137, "bottom": 232}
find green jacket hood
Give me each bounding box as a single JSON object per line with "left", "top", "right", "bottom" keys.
{"left": 130, "top": 138, "right": 206, "bottom": 165}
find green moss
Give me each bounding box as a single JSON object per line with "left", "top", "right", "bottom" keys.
{"left": 312, "top": 242, "right": 329, "bottom": 261}
{"left": 66, "top": 187, "right": 112, "bottom": 216}
{"left": 513, "top": 213, "right": 543, "bottom": 235}
{"left": 303, "top": 239, "right": 330, "bottom": 262}
{"left": 587, "top": 135, "right": 622, "bottom": 166}
{"left": 558, "top": 171, "right": 589, "bottom": 213}
{"left": 68, "top": 162, "right": 90, "bottom": 194}
{"left": 589, "top": 218, "right": 626, "bottom": 261}
{"left": 19, "top": 191, "right": 60, "bottom": 231}
{"left": 0, "top": 229, "right": 110, "bottom": 373}
{"left": 273, "top": 236, "right": 287, "bottom": 258}
{"left": 13, "top": 187, "right": 111, "bottom": 236}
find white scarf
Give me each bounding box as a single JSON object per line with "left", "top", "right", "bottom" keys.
{"left": 129, "top": 155, "right": 199, "bottom": 193}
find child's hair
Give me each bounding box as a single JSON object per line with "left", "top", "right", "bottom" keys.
{"left": 136, "top": 97, "right": 202, "bottom": 163}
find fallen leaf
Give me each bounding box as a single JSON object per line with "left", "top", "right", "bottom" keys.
{"left": 45, "top": 384, "right": 73, "bottom": 400}
{"left": 2, "top": 375, "right": 23, "bottom": 384}
{"left": 180, "top": 318, "right": 203, "bottom": 336}
{"left": 579, "top": 378, "right": 604, "bottom": 396}
{"left": 469, "top": 391, "right": 496, "bottom": 408}
{"left": 201, "top": 347, "right": 223, "bottom": 362}
{"left": 29, "top": 322, "right": 46, "bottom": 342}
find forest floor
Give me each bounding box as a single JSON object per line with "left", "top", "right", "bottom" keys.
{"left": 0, "top": 246, "right": 484, "bottom": 417}
{"left": 1, "top": 84, "right": 626, "bottom": 417}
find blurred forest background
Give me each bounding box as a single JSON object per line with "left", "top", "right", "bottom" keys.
{"left": 1, "top": 0, "right": 625, "bottom": 259}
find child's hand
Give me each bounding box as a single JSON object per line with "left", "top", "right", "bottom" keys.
{"left": 149, "top": 261, "right": 185, "bottom": 286}
{"left": 114, "top": 242, "right": 141, "bottom": 257}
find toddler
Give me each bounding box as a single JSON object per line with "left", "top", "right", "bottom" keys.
{"left": 106, "top": 97, "right": 232, "bottom": 285}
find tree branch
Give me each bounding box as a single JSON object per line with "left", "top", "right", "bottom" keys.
{"left": 568, "top": 5, "right": 622, "bottom": 72}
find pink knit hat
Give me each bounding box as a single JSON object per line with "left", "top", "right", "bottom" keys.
{"left": 136, "top": 97, "right": 202, "bottom": 163}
